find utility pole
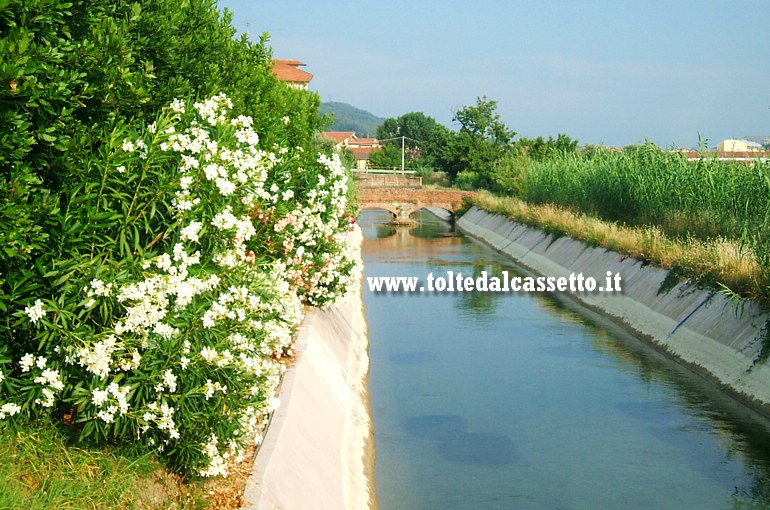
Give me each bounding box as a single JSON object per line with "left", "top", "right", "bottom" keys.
{"left": 379, "top": 135, "right": 409, "bottom": 175}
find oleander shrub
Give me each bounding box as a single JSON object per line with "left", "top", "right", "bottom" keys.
{"left": 0, "top": 94, "right": 360, "bottom": 477}
{"left": 0, "top": 0, "right": 358, "bottom": 477}
{"left": 0, "top": 0, "right": 325, "bottom": 296}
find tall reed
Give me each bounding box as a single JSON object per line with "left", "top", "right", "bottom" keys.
{"left": 519, "top": 145, "right": 770, "bottom": 242}
{"left": 486, "top": 144, "right": 770, "bottom": 301}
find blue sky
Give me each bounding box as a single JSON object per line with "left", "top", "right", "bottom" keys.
{"left": 218, "top": 0, "right": 768, "bottom": 148}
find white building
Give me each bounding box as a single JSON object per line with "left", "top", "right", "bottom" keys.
{"left": 717, "top": 139, "right": 764, "bottom": 153}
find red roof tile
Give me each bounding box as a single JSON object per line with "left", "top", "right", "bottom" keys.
{"left": 322, "top": 132, "right": 357, "bottom": 144}
{"left": 349, "top": 147, "right": 378, "bottom": 160}
{"left": 272, "top": 60, "right": 313, "bottom": 83}
{"left": 354, "top": 137, "right": 380, "bottom": 146}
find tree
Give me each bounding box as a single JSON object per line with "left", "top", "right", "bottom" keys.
{"left": 376, "top": 112, "right": 450, "bottom": 167}
{"left": 514, "top": 133, "right": 578, "bottom": 160}
{"left": 438, "top": 96, "right": 515, "bottom": 186}
{"left": 368, "top": 145, "right": 403, "bottom": 168}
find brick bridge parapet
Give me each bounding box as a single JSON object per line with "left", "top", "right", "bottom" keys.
{"left": 358, "top": 187, "right": 474, "bottom": 222}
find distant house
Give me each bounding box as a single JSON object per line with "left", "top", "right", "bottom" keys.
{"left": 717, "top": 139, "right": 764, "bottom": 153}
{"left": 682, "top": 139, "right": 768, "bottom": 162}
{"left": 322, "top": 131, "right": 382, "bottom": 170}
{"left": 271, "top": 59, "right": 313, "bottom": 90}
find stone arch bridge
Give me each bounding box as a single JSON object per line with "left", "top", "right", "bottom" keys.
{"left": 357, "top": 187, "right": 474, "bottom": 223}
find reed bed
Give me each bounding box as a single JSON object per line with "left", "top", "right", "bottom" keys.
{"left": 516, "top": 146, "right": 770, "bottom": 242}
{"left": 476, "top": 145, "right": 770, "bottom": 302}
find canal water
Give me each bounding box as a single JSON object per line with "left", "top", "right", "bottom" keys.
{"left": 360, "top": 209, "right": 770, "bottom": 510}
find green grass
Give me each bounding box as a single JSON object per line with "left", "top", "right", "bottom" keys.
{"left": 0, "top": 419, "right": 207, "bottom": 509}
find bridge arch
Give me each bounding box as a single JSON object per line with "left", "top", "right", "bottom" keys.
{"left": 359, "top": 204, "right": 398, "bottom": 219}
{"left": 357, "top": 188, "right": 474, "bottom": 224}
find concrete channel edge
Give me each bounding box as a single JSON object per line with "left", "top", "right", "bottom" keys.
{"left": 457, "top": 206, "right": 770, "bottom": 415}
{"left": 241, "top": 226, "right": 373, "bottom": 509}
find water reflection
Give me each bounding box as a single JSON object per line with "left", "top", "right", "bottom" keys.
{"left": 361, "top": 208, "right": 770, "bottom": 510}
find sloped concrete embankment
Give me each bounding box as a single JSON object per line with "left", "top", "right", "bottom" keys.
{"left": 457, "top": 206, "right": 770, "bottom": 413}
{"left": 242, "top": 226, "right": 373, "bottom": 510}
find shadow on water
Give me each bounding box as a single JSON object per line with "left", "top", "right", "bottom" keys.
{"left": 405, "top": 414, "right": 517, "bottom": 466}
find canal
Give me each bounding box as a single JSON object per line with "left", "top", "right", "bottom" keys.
{"left": 360, "top": 209, "right": 770, "bottom": 510}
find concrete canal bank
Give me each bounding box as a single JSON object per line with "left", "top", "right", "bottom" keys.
{"left": 457, "top": 206, "right": 770, "bottom": 415}
{"left": 242, "top": 226, "right": 375, "bottom": 510}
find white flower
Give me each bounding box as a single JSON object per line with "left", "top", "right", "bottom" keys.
{"left": 155, "top": 253, "right": 173, "bottom": 271}
{"left": 0, "top": 403, "right": 21, "bottom": 419}
{"left": 163, "top": 369, "right": 177, "bottom": 393}
{"left": 204, "top": 163, "right": 220, "bottom": 181}
{"left": 108, "top": 383, "right": 130, "bottom": 415}
{"left": 202, "top": 311, "right": 217, "bottom": 328}
{"left": 200, "top": 347, "right": 218, "bottom": 362}
{"left": 235, "top": 218, "right": 256, "bottom": 241}
{"left": 122, "top": 139, "right": 135, "bottom": 152}
{"left": 217, "top": 349, "right": 233, "bottom": 367}
{"left": 19, "top": 353, "right": 34, "bottom": 372}
{"left": 265, "top": 396, "right": 281, "bottom": 413}
{"left": 97, "top": 409, "right": 115, "bottom": 423}
{"left": 34, "top": 368, "right": 63, "bottom": 391}
{"left": 35, "top": 388, "right": 55, "bottom": 408}
{"left": 89, "top": 279, "right": 113, "bottom": 297}
{"left": 91, "top": 388, "right": 109, "bottom": 407}
{"left": 211, "top": 207, "right": 238, "bottom": 231}
{"left": 169, "top": 97, "right": 186, "bottom": 113}
{"left": 24, "top": 299, "right": 45, "bottom": 323}
{"left": 231, "top": 115, "right": 253, "bottom": 128}
{"left": 215, "top": 177, "right": 236, "bottom": 196}
{"left": 153, "top": 323, "right": 178, "bottom": 340}
{"left": 203, "top": 379, "right": 227, "bottom": 400}
{"left": 179, "top": 175, "right": 195, "bottom": 188}
{"left": 116, "top": 165, "right": 126, "bottom": 174}
{"left": 76, "top": 336, "right": 118, "bottom": 379}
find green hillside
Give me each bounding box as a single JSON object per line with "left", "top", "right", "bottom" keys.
{"left": 320, "top": 101, "right": 385, "bottom": 136}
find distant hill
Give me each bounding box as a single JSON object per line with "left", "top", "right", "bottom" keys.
{"left": 319, "top": 102, "right": 385, "bottom": 137}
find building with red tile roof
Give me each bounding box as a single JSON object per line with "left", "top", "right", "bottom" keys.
{"left": 272, "top": 60, "right": 313, "bottom": 90}
{"left": 321, "top": 132, "right": 382, "bottom": 170}
{"left": 322, "top": 131, "right": 357, "bottom": 146}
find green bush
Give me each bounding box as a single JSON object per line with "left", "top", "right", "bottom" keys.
{"left": 454, "top": 170, "right": 481, "bottom": 190}
{"left": 0, "top": 0, "right": 359, "bottom": 477}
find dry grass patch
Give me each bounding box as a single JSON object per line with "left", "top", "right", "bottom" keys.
{"left": 469, "top": 191, "right": 765, "bottom": 299}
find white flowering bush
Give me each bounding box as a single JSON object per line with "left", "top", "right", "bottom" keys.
{"left": 0, "top": 94, "right": 361, "bottom": 477}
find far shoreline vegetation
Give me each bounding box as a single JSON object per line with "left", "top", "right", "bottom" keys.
{"left": 343, "top": 97, "right": 770, "bottom": 306}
